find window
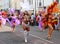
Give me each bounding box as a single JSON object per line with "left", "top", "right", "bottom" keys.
{"left": 39, "top": 2, "right": 41, "bottom": 6}
{"left": 38, "top": 0, "right": 44, "bottom": 7}
{"left": 20, "top": 0, "right": 24, "bottom": 3}
{"left": 28, "top": 0, "right": 33, "bottom": 5}
{"left": 56, "top": 0, "right": 59, "bottom": 3}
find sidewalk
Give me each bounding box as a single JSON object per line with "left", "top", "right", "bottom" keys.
{"left": 0, "top": 25, "right": 11, "bottom": 32}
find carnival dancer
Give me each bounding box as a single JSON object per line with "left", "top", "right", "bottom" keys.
{"left": 0, "top": 11, "right": 8, "bottom": 30}
{"left": 47, "top": 1, "right": 58, "bottom": 40}
{"left": 41, "top": 12, "right": 47, "bottom": 31}
{"left": 10, "top": 17, "right": 16, "bottom": 32}
{"left": 36, "top": 13, "right": 42, "bottom": 31}
{"left": 22, "top": 11, "right": 30, "bottom": 42}
{"left": 41, "top": 7, "right": 48, "bottom": 31}
{"left": 47, "top": 13, "right": 53, "bottom": 40}
{"left": 2, "top": 11, "right": 11, "bottom": 26}
{"left": 10, "top": 11, "right": 20, "bottom": 32}
{"left": 1, "top": 11, "right": 7, "bottom": 25}
{"left": 0, "top": 12, "right": 2, "bottom": 29}
{"left": 0, "top": 10, "right": 15, "bottom": 30}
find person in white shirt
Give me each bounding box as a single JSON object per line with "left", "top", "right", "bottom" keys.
{"left": 30, "top": 13, "right": 35, "bottom": 26}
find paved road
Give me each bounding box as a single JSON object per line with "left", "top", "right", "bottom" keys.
{"left": 0, "top": 23, "right": 60, "bottom": 44}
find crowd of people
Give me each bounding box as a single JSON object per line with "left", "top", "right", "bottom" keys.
{"left": 0, "top": 1, "right": 60, "bottom": 43}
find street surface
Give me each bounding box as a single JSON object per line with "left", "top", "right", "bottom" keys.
{"left": 0, "top": 23, "right": 60, "bottom": 44}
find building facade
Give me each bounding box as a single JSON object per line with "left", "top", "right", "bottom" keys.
{"left": 10, "top": 0, "right": 20, "bottom": 10}
{"left": 0, "top": 0, "right": 9, "bottom": 9}
{"left": 0, "top": 0, "right": 60, "bottom": 10}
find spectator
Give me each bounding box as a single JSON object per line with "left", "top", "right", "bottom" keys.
{"left": 30, "top": 13, "right": 35, "bottom": 26}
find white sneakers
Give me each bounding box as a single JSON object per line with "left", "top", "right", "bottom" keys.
{"left": 24, "top": 30, "right": 29, "bottom": 42}
{"left": 25, "top": 39, "right": 27, "bottom": 42}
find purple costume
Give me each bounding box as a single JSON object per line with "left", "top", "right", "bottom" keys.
{"left": 8, "top": 8, "right": 14, "bottom": 14}
{"left": 10, "top": 16, "right": 20, "bottom": 27}
{"left": 38, "top": 15, "right": 42, "bottom": 30}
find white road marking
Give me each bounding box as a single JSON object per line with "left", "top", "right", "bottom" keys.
{"left": 16, "top": 31, "right": 54, "bottom": 44}
{"left": 30, "top": 34, "right": 54, "bottom": 44}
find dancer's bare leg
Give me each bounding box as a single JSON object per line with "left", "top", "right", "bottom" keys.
{"left": 47, "top": 24, "right": 53, "bottom": 40}
{"left": 0, "top": 21, "right": 2, "bottom": 29}
{"left": 0, "top": 25, "right": 2, "bottom": 29}
{"left": 11, "top": 26, "right": 15, "bottom": 32}
{"left": 0, "top": 24, "right": 2, "bottom": 29}
{"left": 42, "top": 23, "right": 45, "bottom": 31}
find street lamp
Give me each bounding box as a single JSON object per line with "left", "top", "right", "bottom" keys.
{"left": 33, "top": 0, "right": 37, "bottom": 26}
{"left": 15, "top": 2, "right": 16, "bottom": 9}
{"left": 9, "top": 0, "right": 11, "bottom": 8}
{"left": 43, "top": 0, "right": 44, "bottom": 7}
{"left": 34, "top": 0, "right": 36, "bottom": 16}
